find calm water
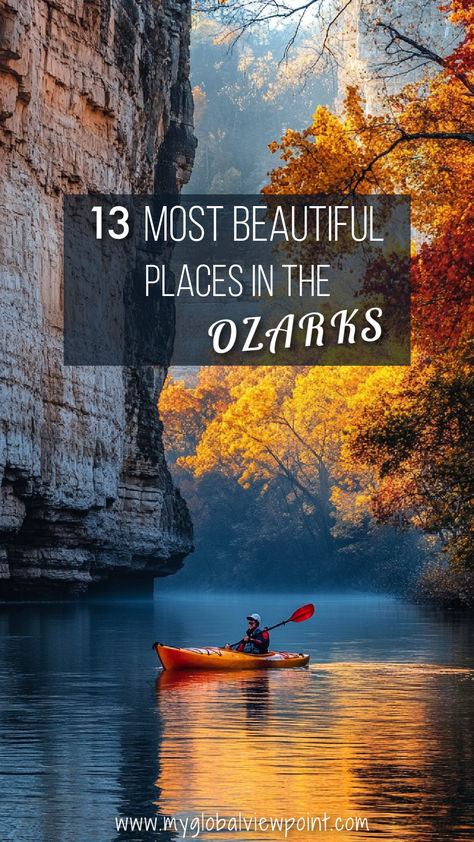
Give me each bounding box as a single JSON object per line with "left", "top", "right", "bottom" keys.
{"left": 0, "top": 592, "right": 473, "bottom": 842}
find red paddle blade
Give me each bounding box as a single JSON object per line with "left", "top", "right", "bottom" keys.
{"left": 289, "top": 603, "right": 315, "bottom": 623}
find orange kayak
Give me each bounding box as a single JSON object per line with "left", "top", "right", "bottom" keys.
{"left": 153, "top": 643, "right": 310, "bottom": 671}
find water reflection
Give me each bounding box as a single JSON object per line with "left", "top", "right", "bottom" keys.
{"left": 0, "top": 603, "right": 176, "bottom": 842}
{"left": 0, "top": 595, "right": 472, "bottom": 842}
{"left": 154, "top": 661, "right": 474, "bottom": 841}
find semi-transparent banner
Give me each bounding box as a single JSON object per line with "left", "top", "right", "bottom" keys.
{"left": 64, "top": 194, "right": 410, "bottom": 366}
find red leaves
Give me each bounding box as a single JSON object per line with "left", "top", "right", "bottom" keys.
{"left": 411, "top": 213, "right": 474, "bottom": 351}
{"left": 443, "top": 0, "right": 474, "bottom": 81}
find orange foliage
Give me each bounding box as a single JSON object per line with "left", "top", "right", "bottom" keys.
{"left": 161, "top": 1, "right": 473, "bottom": 573}
{"left": 265, "top": 79, "right": 473, "bottom": 236}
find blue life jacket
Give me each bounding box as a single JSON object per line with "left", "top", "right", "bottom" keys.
{"left": 248, "top": 626, "right": 270, "bottom": 653}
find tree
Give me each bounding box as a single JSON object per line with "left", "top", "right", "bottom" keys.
{"left": 348, "top": 356, "right": 474, "bottom": 570}
{"left": 172, "top": 367, "right": 378, "bottom": 560}
{"left": 260, "top": 0, "right": 473, "bottom": 573}
{"left": 161, "top": 0, "right": 473, "bottom": 590}
{"left": 159, "top": 367, "right": 234, "bottom": 459}
{"left": 411, "top": 216, "right": 474, "bottom": 354}
{"left": 160, "top": 365, "right": 425, "bottom": 589}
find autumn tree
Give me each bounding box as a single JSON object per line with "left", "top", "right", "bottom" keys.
{"left": 261, "top": 0, "right": 473, "bottom": 572}
{"left": 159, "top": 368, "right": 233, "bottom": 459}
{"left": 165, "top": 367, "right": 379, "bottom": 560}
{"left": 160, "top": 0, "right": 472, "bottom": 588}
{"left": 160, "top": 364, "right": 425, "bottom": 588}
{"left": 348, "top": 356, "right": 473, "bottom": 570}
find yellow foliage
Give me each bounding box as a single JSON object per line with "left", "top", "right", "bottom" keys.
{"left": 178, "top": 366, "right": 381, "bottom": 533}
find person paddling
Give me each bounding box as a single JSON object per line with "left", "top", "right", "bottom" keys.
{"left": 226, "top": 613, "right": 270, "bottom": 654}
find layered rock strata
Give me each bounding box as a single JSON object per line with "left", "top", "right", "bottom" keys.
{"left": 0, "top": 0, "right": 195, "bottom": 596}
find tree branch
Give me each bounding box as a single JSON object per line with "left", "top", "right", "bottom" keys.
{"left": 350, "top": 130, "right": 474, "bottom": 192}
{"left": 274, "top": 414, "right": 325, "bottom": 466}
{"left": 376, "top": 21, "right": 474, "bottom": 95}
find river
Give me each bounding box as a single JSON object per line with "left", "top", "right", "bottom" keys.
{"left": 0, "top": 592, "right": 473, "bottom": 841}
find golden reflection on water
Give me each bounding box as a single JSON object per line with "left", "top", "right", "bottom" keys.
{"left": 154, "top": 663, "right": 473, "bottom": 841}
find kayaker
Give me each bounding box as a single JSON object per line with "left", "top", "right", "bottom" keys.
{"left": 226, "top": 613, "right": 270, "bottom": 654}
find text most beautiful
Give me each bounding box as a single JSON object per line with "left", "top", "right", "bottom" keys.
{"left": 91, "top": 202, "right": 385, "bottom": 245}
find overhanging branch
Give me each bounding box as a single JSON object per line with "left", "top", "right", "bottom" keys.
{"left": 350, "top": 129, "right": 474, "bottom": 192}
{"left": 376, "top": 21, "right": 474, "bottom": 95}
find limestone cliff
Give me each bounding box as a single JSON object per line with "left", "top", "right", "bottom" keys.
{"left": 0, "top": 0, "right": 195, "bottom": 596}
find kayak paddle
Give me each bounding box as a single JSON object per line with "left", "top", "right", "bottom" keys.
{"left": 229, "top": 603, "right": 315, "bottom": 647}
{"left": 266, "top": 603, "right": 315, "bottom": 631}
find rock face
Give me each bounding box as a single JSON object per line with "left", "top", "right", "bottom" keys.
{"left": 0, "top": 0, "right": 196, "bottom": 596}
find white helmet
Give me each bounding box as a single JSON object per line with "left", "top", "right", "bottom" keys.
{"left": 246, "top": 613, "right": 261, "bottom": 624}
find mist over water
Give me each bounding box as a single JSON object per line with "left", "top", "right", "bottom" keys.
{"left": 0, "top": 593, "right": 473, "bottom": 841}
